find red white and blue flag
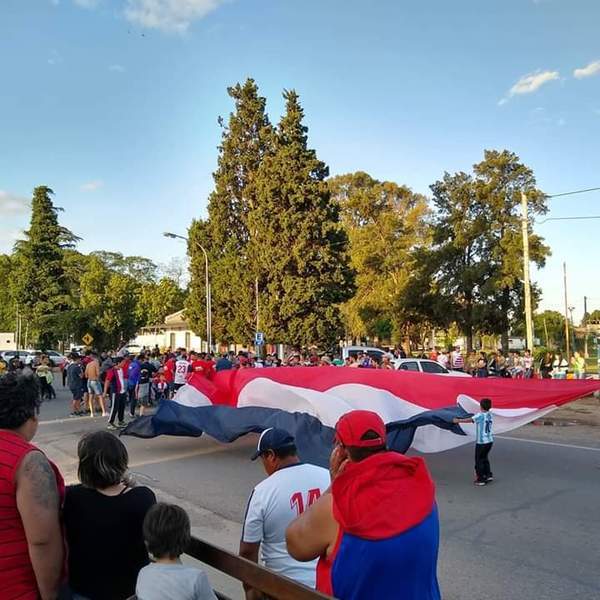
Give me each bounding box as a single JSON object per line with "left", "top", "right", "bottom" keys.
{"left": 123, "top": 368, "right": 600, "bottom": 466}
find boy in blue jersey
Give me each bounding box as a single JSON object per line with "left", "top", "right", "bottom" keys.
{"left": 453, "top": 398, "right": 494, "bottom": 486}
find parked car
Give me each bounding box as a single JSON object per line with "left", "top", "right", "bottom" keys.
{"left": 394, "top": 358, "right": 472, "bottom": 378}
{"left": 341, "top": 346, "right": 387, "bottom": 364}
{"left": 24, "top": 350, "right": 66, "bottom": 369}
{"left": 1, "top": 350, "right": 33, "bottom": 365}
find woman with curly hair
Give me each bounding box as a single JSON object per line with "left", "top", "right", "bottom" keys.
{"left": 0, "top": 372, "right": 65, "bottom": 600}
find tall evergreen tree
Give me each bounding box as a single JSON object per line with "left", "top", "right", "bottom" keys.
{"left": 251, "top": 90, "right": 354, "bottom": 348}
{"left": 11, "top": 186, "right": 79, "bottom": 348}
{"left": 187, "top": 79, "right": 273, "bottom": 343}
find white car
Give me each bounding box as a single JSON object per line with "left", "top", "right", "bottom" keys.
{"left": 394, "top": 358, "right": 472, "bottom": 378}
{"left": 1, "top": 350, "right": 32, "bottom": 364}
{"left": 341, "top": 346, "right": 387, "bottom": 364}
{"left": 25, "top": 350, "right": 67, "bottom": 368}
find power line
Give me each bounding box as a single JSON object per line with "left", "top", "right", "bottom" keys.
{"left": 537, "top": 215, "right": 600, "bottom": 224}
{"left": 546, "top": 186, "right": 600, "bottom": 198}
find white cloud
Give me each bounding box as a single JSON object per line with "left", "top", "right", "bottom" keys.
{"left": 73, "top": 0, "right": 100, "bottom": 8}
{"left": 0, "top": 229, "right": 25, "bottom": 253}
{"left": 47, "top": 50, "right": 62, "bottom": 66}
{"left": 124, "top": 0, "right": 228, "bottom": 33}
{"left": 573, "top": 60, "right": 600, "bottom": 79}
{"left": 0, "top": 191, "right": 29, "bottom": 215}
{"left": 109, "top": 64, "right": 126, "bottom": 72}
{"left": 499, "top": 70, "right": 560, "bottom": 105}
{"left": 80, "top": 180, "right": 103, "bottom": 191}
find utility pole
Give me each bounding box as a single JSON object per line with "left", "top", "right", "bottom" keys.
{"left": 563, "top": 262, "right": 570, "bottom": 361}
{"left": 163, "top": 232, "right": 211, "bottom": 352}
{"left": 521, "top": 192, "right": 534, "bottom": 350}
{"left": 584, "top": 295, "right": 589, "bottom": 358}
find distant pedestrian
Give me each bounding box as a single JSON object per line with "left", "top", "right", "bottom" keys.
{"left": 552, "top": 352, "right": 568, "bottom": 379}
{"left": 451, "top": 346, "right": 464, "bottom": 372}
{"left": 540, "top": 352, "right": 553, "bottom": 379}
{"left": 136, "top": 503, "right": 217, "bottom": 600}
{"left": 571, "top": 351, "right": 585, "bottom": 379}
{"left": 523, "top": 350, "right": 534, "bottom": 379}
{"left": 474, "top": 358, "right": 488, "bottom": 378}
{"left": 104, "top": 355, "right": 129, "bottom": 429}
{"left": 453, "top": 398, "right": 494, "bottom": 486}
{"left": 67, "top": 353, "right": 84, "bottom": 416}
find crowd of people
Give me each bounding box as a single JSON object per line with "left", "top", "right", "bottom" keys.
{"left": 0, "top": 371, "right": 445, "bottom": 600}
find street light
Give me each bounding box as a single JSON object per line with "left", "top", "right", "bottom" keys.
{"left": 163, "top": 232, "right": 212, "bottom": 352}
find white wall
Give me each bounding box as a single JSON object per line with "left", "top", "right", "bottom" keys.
{"left": 0, "top": 332, "right": 16, "bottom": 351}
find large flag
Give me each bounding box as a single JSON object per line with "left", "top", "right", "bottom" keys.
{"left": 123, "top": 368, "right": 600, "bottom": 467}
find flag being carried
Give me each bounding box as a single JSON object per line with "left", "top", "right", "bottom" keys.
{"left": 123, "top": 368, "right": 600, "bottom": 467}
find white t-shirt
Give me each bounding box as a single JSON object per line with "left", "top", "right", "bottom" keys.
{"left": 437, "top": 353, "right": 449, "bottom": 368}
{"left": 174, "top": 359, "right": 190, "bottom": 385}
{"left": 242, "top": 463, "right": 330, "bottom": 587}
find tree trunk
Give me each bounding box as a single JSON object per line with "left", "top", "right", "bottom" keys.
{"left": 501, "top": 286, "right": 510, "bottom": 353}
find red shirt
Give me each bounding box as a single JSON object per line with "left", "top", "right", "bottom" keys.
{"left": 0, "top": 431, "right": 65, "bottom": 599}
{"left": 164, "top": 358, "right": 175, "bottom": 383}
{"left": 190, "top": 360, "right": 215, "bottom": 379}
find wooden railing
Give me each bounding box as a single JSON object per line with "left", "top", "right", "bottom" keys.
{"left": 186, "top": 536, "right": 332, "bottom": 600}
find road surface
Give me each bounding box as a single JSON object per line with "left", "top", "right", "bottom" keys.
{"left": 35, "top": 388, "right": 600, "bottom": 600}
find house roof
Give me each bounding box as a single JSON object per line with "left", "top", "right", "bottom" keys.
{"left": 164, "top": 309, "right": 187, "bottom": 326}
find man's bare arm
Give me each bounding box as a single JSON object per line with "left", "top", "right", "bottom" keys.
{"left": 239, "top": 541, "right": 261, "bottom": 600}
{"left": 286, "top": 491, "right": 338, "bottom": 562}
{"left": 16, "top": 451, "right": 64, "bottom": 600}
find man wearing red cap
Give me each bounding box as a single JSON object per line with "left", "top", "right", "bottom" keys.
{"left": 286, "top": 410, "right": 441, "bottom": 600}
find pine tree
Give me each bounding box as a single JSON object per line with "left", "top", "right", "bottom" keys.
{"left": 187, "top": 79, "right": 273, "bottom": 343}
{"left": 252, "top": 90, "right": 354, "bottom": 348}
{"left": 11, "top": 186, "right": 79, "bottom": 348}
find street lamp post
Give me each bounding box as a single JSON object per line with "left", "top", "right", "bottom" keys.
{"left": 163, "top": 232, "right": 212, "bottom": 352}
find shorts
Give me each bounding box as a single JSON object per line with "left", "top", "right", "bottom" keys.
{"left": 70, "top": 388, "right": 83, "bottom": 402}
{"left": 139, "top": 395, "right": 150, "bottom": 407}
{"left": 87, "top": 380, "right": 102, "bottom": 395}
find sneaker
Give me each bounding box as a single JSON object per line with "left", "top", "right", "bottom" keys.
{"left": 117, "top": 421, "right": 126, "bottom": 428}
{"left": 101, "top": 412, "right": 107, "bottom": 418}
{"left": 474, "top": 481, "right": 487, "bottom": 486}
{"left": 486, "top": 476, "right": 494, "bottom": 482}
{"left": 107, "top": 423, "right": 118, "bottom": 430}
{"left": 68, "top": 412, "right": 78, "bottom": 418}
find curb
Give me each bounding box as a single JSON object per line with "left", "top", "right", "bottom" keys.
{"left": 532, "top": 417, "right": 599, "bottom": 427}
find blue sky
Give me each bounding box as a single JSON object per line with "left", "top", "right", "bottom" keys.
{"left": 1, "top": 0, "right": 599, "bottom": 322}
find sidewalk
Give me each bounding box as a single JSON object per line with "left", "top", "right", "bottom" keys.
{"left": 535, "top": 396, "right": 600, "bottom": 427}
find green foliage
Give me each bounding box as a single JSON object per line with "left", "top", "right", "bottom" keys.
{"left": 0, "top": 255, "right": 16, "bottom": 331}
{"left": 137, "top": 277, "right": 186, "bottom": 325}
{"left": 425, "top": 150, "right": 550, "bottom": 351}
{"left": 330, "top": 172, "right": 430, "bottom": 344}
{"left": 251, "top": 90, "right": 354, "bottom": 348}
{"left": 187, "top": 79, "right": 273, "bottom": 343}
{"left": 90, "top": 251, "right": 157, "bottom": 283}
{"left": 10, "top": 186, "right": 79, "bottom": 347}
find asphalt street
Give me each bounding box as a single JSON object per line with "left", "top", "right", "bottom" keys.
{"left": 36, "top": 386, "right": 600, "bottom": 600}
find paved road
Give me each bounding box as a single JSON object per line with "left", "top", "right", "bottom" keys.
{"left": 36, "top": 387, "right": 600, "bottom": 600}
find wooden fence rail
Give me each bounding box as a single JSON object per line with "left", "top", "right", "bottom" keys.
{"left": 186, "top": 535, "right": 333, "bottom": 600}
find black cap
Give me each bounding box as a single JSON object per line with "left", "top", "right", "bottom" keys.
{"left": 251, "top": 428, "right": 295, "bottom": 460}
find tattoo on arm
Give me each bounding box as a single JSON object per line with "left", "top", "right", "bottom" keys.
{"left": 21, "top": 452, "right": 59, "bottom": 510}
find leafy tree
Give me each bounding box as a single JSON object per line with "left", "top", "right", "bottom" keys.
{"left": 137, "top": 278, "right": 186, "bottom": 325}
{"left": 251, "top": 90, "right": 354, "bottom": 348}
{"left": 330, "top": 172, "right": 430, "bottom": 344}
{"left": 427, "top": 171, "right": 490, "bottom": 351}
{"left": 90, "top": 251, "right": 157, "bottom": 283}
{"left": 428, "top": 150, "right": 550, "bottom": 351}
{"left": 472, "top": 150, "right": 550, "bottom": 349}
{"left": 0, "top": 255, "right": 16, "bottom": 331}
{"left": 10, "top": 186, "right": 79, "bottom": 348}
{"left": 187, "top": 79, "right": 273, "bottom": 343}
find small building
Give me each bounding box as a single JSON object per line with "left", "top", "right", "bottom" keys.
{"left": 133, "top": 310, "right": 205, "bottom": 352}
{"left": 0, "top": 332, "right": 17, "bottom": 351}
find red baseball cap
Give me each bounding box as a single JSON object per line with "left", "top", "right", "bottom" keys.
{"left": 335, "top": 410, "right": 386, "bottom": 447}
